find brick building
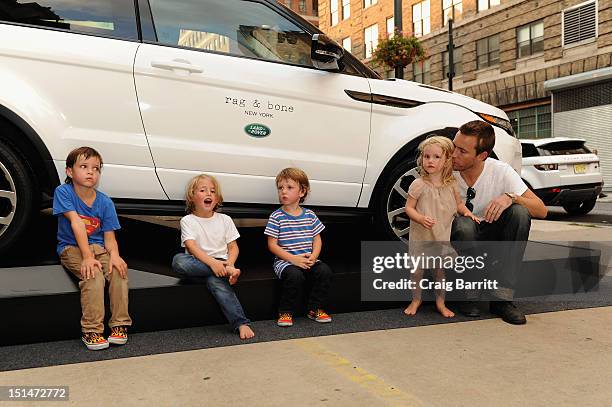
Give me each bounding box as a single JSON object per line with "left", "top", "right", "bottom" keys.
{"left": 278, "top": 0, "right": 320, "bottom": 26}
{"left": 319, "top": 0, "right": 612, "bottom": 187}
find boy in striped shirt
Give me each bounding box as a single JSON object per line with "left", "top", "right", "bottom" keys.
{"left": 265, "top": 168, "right": 333, "bottom": 327}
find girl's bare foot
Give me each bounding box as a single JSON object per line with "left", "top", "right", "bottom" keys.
{"left": 436, "top": 301, "right": 455, "bottom": 318}
{"left": 238, "top": 325, "right": 255, "bottom": 339}
{"left": 404, "top": 300, "right": 422, "bottom": 316}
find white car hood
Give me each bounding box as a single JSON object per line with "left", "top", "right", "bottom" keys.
{"left": 368, "top": 78, "right": 509, "bottom": 119}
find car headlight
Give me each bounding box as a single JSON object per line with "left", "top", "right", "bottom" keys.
{"left": 477, "top": 113, "right": 515, "bottom": 137}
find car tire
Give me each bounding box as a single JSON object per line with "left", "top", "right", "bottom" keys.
{"left": 562, "top": 198, "right": 597, "bottom": 216}
{"left": 373, "top": 157, "right": 419, "bottom": 241}
{"left": 0, "top": 139, "right": 37, "bottom": 254}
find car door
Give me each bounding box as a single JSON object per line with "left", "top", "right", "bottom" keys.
{"left": 133, "top": 0, "right": 371, "bottom": 206}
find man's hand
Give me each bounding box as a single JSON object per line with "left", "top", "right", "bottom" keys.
{"left": 210, "top": 259, "right": 228, "bottom": 277}
{"left": 109, "top": 254, "right": 128, "bottom": 279}
{"left": 80, "top": 257, "right": 102, "bottom": 280}
{"left": 291, "top": 254, "right": 311, "bottom": 269}
{"left": 420, "top": 215, "right": 437, "bottom": 229}
{"left": 484, "top": 194, "right": 513, "bottom": 223}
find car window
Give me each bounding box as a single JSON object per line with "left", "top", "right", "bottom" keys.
{"left": 539, "top": 141, "right": 591, "bottom": 156}
{"left": 148, "top": 0, "right": 314, "bottom": 67}
{"left": 521, "top": 143, "right": 539, "bottom": 158}
{"left": 0, "top": 0, "right": 138, "bottom": 40}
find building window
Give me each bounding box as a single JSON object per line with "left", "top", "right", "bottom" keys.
{"left": 299, "top": 0, "right": 306, "bottom": 12}
{"left": 386, "top": 16, "right": 394, "bottom": 37}
{"left": 507, "top": 105, "right": 552, "bottom": 139}
{"left": 313, "top": 0, "right": 318, "bottom": 14}
{"left": 342, "top": 0, "right": 350, "bottom": 19}
{"left": 342, "top": 36, "right": 352, "bottom": 52}
{"left": 412, "top": 0, "right": 430, "bottom": 38}
{"left": 442, "top": 0, "right": 462, "bottom": 25}
{"left": 477, "top": 34, "right": 499, "bottom": 69}
{"left": 364, "top": 0, "right": 377, "bottom": 8}
{"left": 413, "top": 59, "right": 430, "bottom": 84}
{"left": 443, "top": 47, "right": 462, "bottom": 78}
{"left": 563, "top": 1, "right": 597, "bottom": 46}
{"left": 330, "top": 0, "right": 338, "bottom": 25}
{"left": 478, "top": 0, "right": 500, "bottom": 12}
{"left": 364, "top": 24, "right": 379, "bottom": 58}
{"left": 517, "top": 20, "right": 544, "bottom": 58}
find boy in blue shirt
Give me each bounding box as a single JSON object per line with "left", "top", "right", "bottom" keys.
{"left": 265, "top": 168, "right": 333, "bottom": 327}
{"left": 53, "top": 147, "right": 131, "bottom": 350}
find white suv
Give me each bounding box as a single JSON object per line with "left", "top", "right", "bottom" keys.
{"left": 521, "top": 138, "right": 603, "bottom": 215}
{"left": 0, "top": 0, "right": 520, "bottom": 252}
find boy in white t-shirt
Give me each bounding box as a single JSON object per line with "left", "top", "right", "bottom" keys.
{"left": 451, "top": 121, "right": 547, "bottom": 325}
{"left": 171, "top": 174, "right": 254, "bottom": 339}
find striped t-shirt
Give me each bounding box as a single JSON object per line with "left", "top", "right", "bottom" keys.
{"left": 264, "top": 207, "right": 325, "bottom": 277}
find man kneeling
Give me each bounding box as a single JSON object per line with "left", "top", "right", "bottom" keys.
{"left": 451, "top": 121, "right": 547, "bottom": 325}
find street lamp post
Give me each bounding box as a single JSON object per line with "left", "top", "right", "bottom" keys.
{"left": 394, "top": 0, "right": 403, "bottom": 79}
{"left": 447, "top": 17, "right": 455, "bottom": 91}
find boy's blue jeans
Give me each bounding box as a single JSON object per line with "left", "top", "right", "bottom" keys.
{"left": 172, "top": 253, "right": 250, "bottom": 331}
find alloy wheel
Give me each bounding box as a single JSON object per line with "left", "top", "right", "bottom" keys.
{"left": 385, "top": 166, "right": 419, "bottom": 241}
{"left": 0, "top": 160, "right": 17, "bottom": 238}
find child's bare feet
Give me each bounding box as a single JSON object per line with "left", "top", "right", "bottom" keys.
{"left": 404, "top": 299, "right": 422, "bottom": 316}
{"left": 238, "top": 324, "right": 254, "bottom": 339}
{"left": 435, "top": 301, "right": 455, "bottom": 318}
{"left": 228, "top": 267, "right": 241, "bottom": 285}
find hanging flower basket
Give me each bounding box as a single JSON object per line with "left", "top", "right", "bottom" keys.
{"left": 372, "top": 29, "right": 427, "bottom": 70}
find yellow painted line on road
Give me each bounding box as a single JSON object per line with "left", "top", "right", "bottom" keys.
{"left": 294, "top": 338, "right": 423, "bottom": 407}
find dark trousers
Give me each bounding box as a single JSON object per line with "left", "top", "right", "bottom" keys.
{"left": 451, "top": 204, "right": 531, "bottom": 300}
{"left": 278, "top": 261, "right": 333, "bottom": 314}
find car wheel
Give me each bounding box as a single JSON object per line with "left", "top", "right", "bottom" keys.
{"left": 562, "top": 198, "right": 597, "bottom": 216}
{"left": 373, "top": 158, "right": 419, "bottom": 241}
{"left": 0, "top": 140, "right": 37, "bottom": 254}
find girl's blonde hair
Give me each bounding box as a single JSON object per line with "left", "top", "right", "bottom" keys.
{"left": 416, "top": 136, "right": 455, "bottom": 185}
{"left": 185, "top": 174, "right": 223, "bottom": 213}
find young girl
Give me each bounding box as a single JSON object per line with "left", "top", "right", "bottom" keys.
{"left": 171, "top": 174, "right": 254, "bottom": 339}
{"left": 404, "top": 136, "right": 480, "bottom": 318}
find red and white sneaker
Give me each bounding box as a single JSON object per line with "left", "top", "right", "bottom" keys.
{"left": 108, "top": 326, "right": 128, "bottom": 345}
{"left": 82, "top": 332, "right": 109, "bottom": 350}
{"left": 277, "top": 313, "right": 293, "bottom": 327}
{"left": 308, "top": 309, "right": 332, "bottom": 323}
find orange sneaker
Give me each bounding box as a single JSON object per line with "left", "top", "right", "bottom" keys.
{"left": 108, "top": 326, "right": 128, "bottom": 345}
{"left": 82, "top": 332, "right": 109, "bottom": 350}
{"left": 277, "top": 313, "right": 293, "bottom": 327}
{"left": 308, "top": 309, "right": 332, "bottom": 323}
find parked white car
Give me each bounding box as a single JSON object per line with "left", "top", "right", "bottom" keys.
{"left": 521, "top": 138, "right": 603, "bottom": 215}
{"left": 0, "top": 0, "right": 521, "bottom": 253}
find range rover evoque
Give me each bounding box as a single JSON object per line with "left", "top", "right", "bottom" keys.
{"left": 0, "top": 0, "right": 521, "bottom": 253}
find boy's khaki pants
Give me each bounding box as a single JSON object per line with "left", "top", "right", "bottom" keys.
{"left": 60, "top": 244, "right": 132, "bottom": 333}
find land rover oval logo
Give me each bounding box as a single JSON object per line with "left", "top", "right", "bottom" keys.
{"left": 244, "top": 124, "right": 271, "bottom": 138}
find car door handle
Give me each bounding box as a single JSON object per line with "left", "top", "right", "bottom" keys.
{"left": 150, "top": 59, "right": 203, "bottom": 74}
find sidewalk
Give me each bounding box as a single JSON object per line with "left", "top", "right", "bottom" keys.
{"left": 1, "top": 306, "right": 610, "bottom": 406}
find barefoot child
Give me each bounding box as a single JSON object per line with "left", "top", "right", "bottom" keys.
{"left": 404, "top": 136, "right": 480, "bottom": 318}
{"left": 54, "top": 147, "right": 131, "bottom": 350}
{"left": 265, "top": 168, "right": 333, "bottom": 327}
{"left": 172, "top": 174, "right": 254, "bottom": 339}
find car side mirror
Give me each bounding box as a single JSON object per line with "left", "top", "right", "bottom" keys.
{"left": 311, "top": 34, "right": 344, "bottom": 72}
